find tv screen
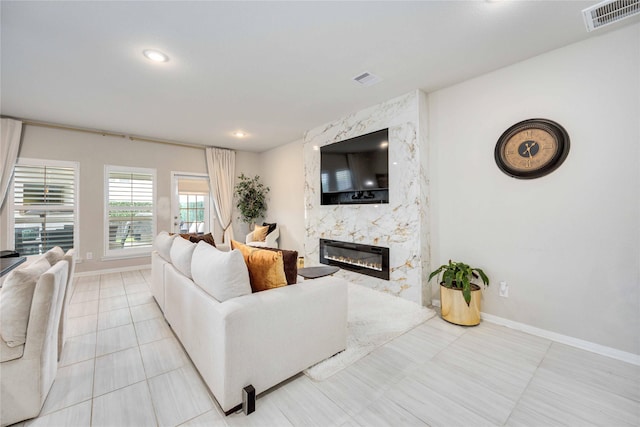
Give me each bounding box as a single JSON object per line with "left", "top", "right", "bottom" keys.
{"left": 320, "top": 128, "right": 389, "bottom": 205}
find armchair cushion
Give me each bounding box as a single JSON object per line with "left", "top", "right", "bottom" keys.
{"left": 262, "top": 222, "right": 277, "bottom": 235}
{"left": 0, "top": 257, "right": 51, "bottom": 348}
{"left": 154, "top": 231, "right": 177, "bottom": 262}
{"left": 0, "top": 334, "right": 24, "bottom": 362}
{"left": 44, "top": 246, "right": 65, "bottom": 266}
{"left": 252, "top": 225, "right": 269, "bottom": 242}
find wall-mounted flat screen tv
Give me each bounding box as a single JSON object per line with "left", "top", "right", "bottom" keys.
{"left": 320, "top": 128, "right": 389, "bottom": 205}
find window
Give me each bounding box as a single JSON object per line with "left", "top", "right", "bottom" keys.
{"left": 171, "top": 173, "right": 212, "bottom": 235}
{"left": 10, "top": 159, "right": 78, "bottom": 256}
{"left": 105, "top": 166, "right": 156, "bottom": 257}
{"left": 179, "top": 194, "right": 207, "bottom": 234}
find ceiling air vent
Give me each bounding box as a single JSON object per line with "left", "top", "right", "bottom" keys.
{"left": 582, "top": 0, "right": 640, "bottom": 32}
{"left": 353, "top": 72, "right": 382, "bottom": 87}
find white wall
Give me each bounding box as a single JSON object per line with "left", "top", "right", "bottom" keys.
{"left": 0, "top": 125, "right": 264, "bottom": 272}
{"left": 428, "top": 24, "right": 640, "bottom": 355}
{"left": 231, "top": 151, "right": 262, "bottom": 241}
{"left": 0, "top": 125, "right": 208, "bottom": 272}
{"left": 259, "top": 139, "right": 305, "bottom": 252}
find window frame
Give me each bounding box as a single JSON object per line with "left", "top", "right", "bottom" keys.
{"left": 7, "top": 157, "right": 80, "bottom": 257}
{"left": 104, "top": 165, "right": 156, "bottom": 259}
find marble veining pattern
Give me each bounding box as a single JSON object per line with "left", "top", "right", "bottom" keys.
{"left": 303, "top": 91, "right": 430, "bottom": 305}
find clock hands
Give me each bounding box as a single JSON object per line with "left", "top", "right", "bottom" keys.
{"left": 520, "top": 142, "right": 537, "bottom": 157}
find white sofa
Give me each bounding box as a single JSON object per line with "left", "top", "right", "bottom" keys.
{"left": 0, "top": 258, "right": 69, "bottom": 426}
{"left": 151, "top": 232, "right": 348, "bottom": 414}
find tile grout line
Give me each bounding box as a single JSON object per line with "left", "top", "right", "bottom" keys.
{"left": 500, "top": 336, "right": 554, "bottom": 426}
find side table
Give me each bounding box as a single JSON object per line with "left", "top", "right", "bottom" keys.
{"left": 297, "top": 266, "right": 339, "bottom": 280}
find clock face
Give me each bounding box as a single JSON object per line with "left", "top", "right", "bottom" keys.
{"left": 495, "top": 119, "right": 570, "bottom": 179}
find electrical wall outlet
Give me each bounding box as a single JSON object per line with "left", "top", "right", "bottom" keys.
{"left": 499, "top": 281, "right": 509, "bottom": 297}
{"left": 86, "top": 252, "right": 93, "bottom": 260}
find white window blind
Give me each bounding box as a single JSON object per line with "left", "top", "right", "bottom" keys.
{"left": 12, "top": 162, "right": 77, "bottom": 256}
{"left": 106, "top": 167, "right": 155, "bottom": 255}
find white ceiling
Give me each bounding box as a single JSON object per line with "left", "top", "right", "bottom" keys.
{"left": 1, "top": 1, "right": 635, "bottom": 152}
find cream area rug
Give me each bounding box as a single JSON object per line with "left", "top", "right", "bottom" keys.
{"left": 304, "top": 283, "right": 436, "bottom": 381}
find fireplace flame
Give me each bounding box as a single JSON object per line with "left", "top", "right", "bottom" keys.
{"left": 325, "top": 255, "right": 382, "bottom": 271}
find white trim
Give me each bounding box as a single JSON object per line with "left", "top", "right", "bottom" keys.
{"left": 100, "top": 253, "right": 151, "bottom": 261}
{"left": 431, "top": 299, "right": 640, "bottom": 366}
{"left": 75, "top": 263, "right": 152, "bottom": 277}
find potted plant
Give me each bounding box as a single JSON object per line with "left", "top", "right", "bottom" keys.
{"left": 428, "top": 260, "right": 489, "bottom": 326}
{"left": 234, "top": 173, "right": 270, "bottom": 228}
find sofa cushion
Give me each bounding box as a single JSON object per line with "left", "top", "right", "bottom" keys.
{"left": 191, "top": 242, "right": 251, "bottom": 302}
{"left": 0, "top": 336, "right": 24, "bottom": 362}
{"left": 232, "top": 241, "right": 297, "bottom": 285}
{"left": 170, "top": 236, "right": 197, "bottom": 279}
{"left": 182, "top": 232, "right": 216, "bottom": 247}
{"left": 231, "top": 240, "right": 287, "bottom": 292}
{"left": 252, "top": 225, "right": 269, "bottom": 242}
{"left": 0, "top": 257, "right": 51, "bottom": 347}
{"left": 154, "top": 231, "right": 177, "bottom": 262}
{"left": 258, "top": 247, "right": 298, "bottom": 285}
{"left": 44, "top": 246, "right": 65, "bottom": 265}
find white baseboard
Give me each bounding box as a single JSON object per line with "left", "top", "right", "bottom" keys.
{"left": 431, "top": 299, "right": 639, "bottom": 366}
{"left": 75, "top": 263, "right": 151, "bottom": 277}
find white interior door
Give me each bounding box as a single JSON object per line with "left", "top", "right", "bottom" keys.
{"left": 170, "top": 172, "right": 214, "bottom": 235}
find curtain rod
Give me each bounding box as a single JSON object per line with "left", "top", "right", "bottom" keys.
{"left": 2, "top": 116, "right": 210, "bottom": 150}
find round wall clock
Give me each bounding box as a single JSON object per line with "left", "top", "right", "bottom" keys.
{"left": 494, "top": 118, "right": 570, "bottom": 179}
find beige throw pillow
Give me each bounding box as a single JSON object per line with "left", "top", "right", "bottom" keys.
{"left": 190, "top": 241, "right": 251, "bottom": 302}
{"left": 0, "top": 257, "right": 52, "bottom": 347}
{"left": 252, "top": 225, "right": 269, "bottom": 242}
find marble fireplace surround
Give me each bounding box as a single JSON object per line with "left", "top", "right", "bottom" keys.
{"left": 303, "top": 90, "right": 431, "bottom": 306}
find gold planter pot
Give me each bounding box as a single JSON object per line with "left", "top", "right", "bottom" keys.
{"left": 440, "top": 283, "right": 482, "bottom": 326}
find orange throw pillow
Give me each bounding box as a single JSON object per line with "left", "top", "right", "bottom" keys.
{"left": 252, "top": 225, "right": 269, "bottom": 242}
{"left": 231, "top": 240, "right": 287, "bottom": 292}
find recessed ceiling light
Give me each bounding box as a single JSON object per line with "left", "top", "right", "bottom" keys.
{"left": 380, "top": 141, "right": 389, "bottom": 148}
{"left": 232, "top": 131, "right": 247, "bottom": 138}
{"left": 143, "top": 49, "right": 169, "bottom": 62}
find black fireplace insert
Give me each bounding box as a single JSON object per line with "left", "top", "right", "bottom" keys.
{"left": 319, "top": 239, "right": 389, "bottom": 280}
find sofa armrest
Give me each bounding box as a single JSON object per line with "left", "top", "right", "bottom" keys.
{"left": 189, "top": 276, "right": 347, "bottom": 412}
{"left": 220, "top": 277, "right": 346, "bottom": 408}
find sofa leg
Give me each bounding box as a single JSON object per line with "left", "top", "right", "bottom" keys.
{"left": 242, "top": 385, "right": 256, "bottom": 415}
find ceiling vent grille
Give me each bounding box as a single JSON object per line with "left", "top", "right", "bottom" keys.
{"left": 353, "top": 72, "right": 382, "bottom": 87}
{"left": 582, "top": 0, "right": 640, "bottom": 31}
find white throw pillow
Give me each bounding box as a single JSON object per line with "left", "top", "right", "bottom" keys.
{"left": 154, "top": 231, "right": 177, "bottom": 262}
{"left": 170, "top": 235, "right": 196, "bottom": 278}
{"left": 191, "top": 241, "right": 251, "bottom": 302}
{"left": 44, "top": 246, "right": 65, "bottom": 265}
{"left": 0, "top": 257, "right": 52, "bottom": 347}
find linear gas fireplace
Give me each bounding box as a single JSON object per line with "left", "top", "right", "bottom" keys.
{"left": 320, "top": 239, "right": 390, "bottom": 280}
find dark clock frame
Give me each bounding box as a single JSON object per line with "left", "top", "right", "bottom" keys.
{"left": 494, "top": 118, "right": 570, "bottom": 180}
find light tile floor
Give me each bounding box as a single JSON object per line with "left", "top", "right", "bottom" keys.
{"left": 13, "top": 269, "right": 640, "bottom": 426}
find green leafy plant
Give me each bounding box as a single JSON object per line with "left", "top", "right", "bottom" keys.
{"left": 428, "top": 260, "right": 489, "bottom": 306}
{"left": 234, "top": 173, "right": 270, "bottom": 225}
